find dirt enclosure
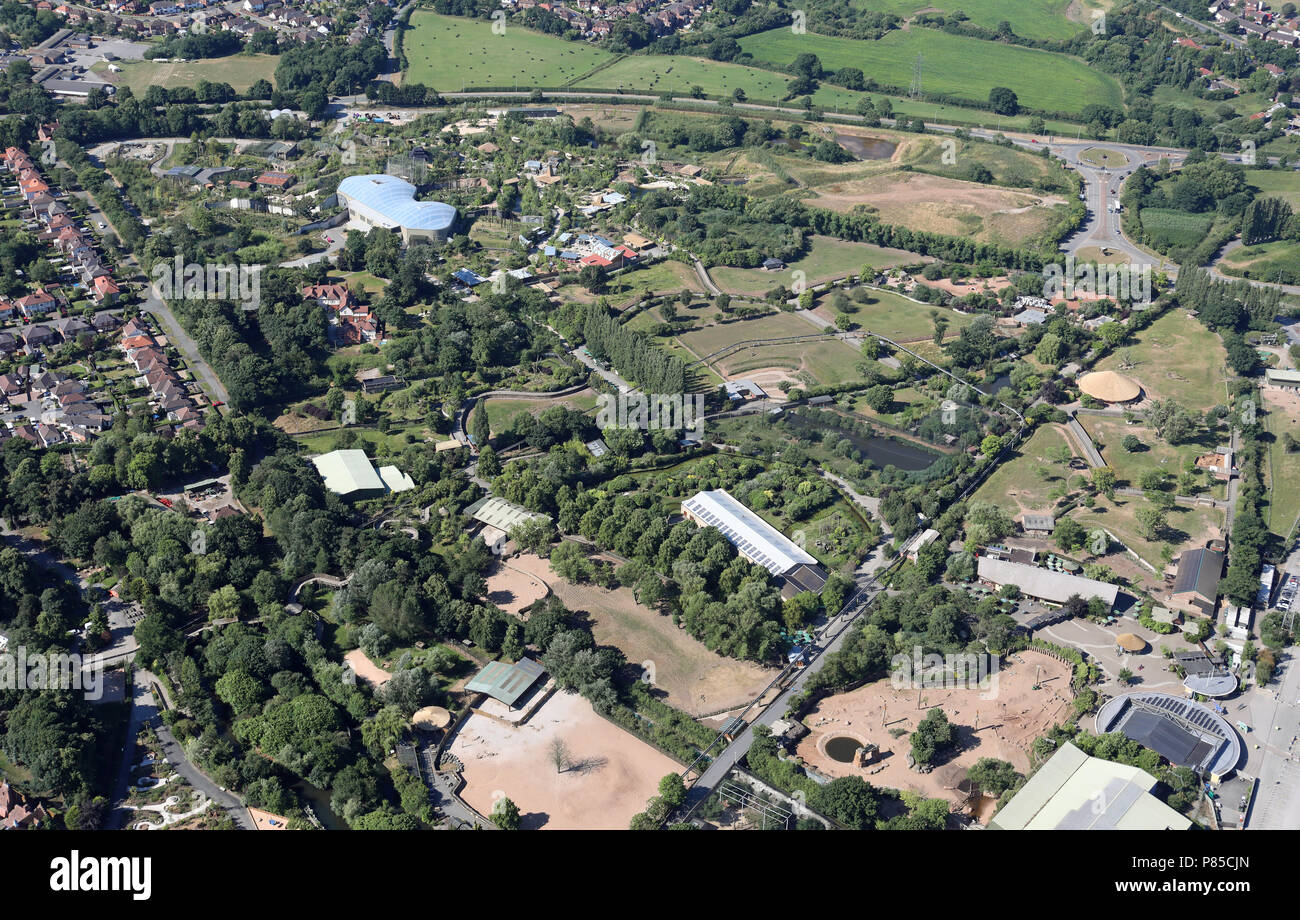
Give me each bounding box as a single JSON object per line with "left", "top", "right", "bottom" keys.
{"left": 509, "top": 552, "right": 775, "bottom": 716}
{"left": 796, "top": 650, "right": 1072, "bottom": 814}
{"left": 449, "top": 690, "right": 679, "bottom": 829}
{"left": 484, "top": 558, "right": 549, "bottom": 617}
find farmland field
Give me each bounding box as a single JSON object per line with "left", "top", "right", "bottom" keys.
{"left": 104, "top": 54, "right": 279, "bottom": 93}
{"left": 851, "top": 0, "right": 1102, "bottom": 41}
{"left": 404, "top": 12, "right": 613, "bottom": 88}
{"left": 738, "top": 27, "right": 1122, "bottom": 115}
{"left": 1138, "top": 208, "right": 1214, "bottom": 251}
{"left": 1092, "top": 309, "right": 1229, "bottom": 413}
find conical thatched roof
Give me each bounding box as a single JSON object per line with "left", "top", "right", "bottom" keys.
{"left": 1078, "top": 370, "right": 1141, "bottom": 403}
{"left": 1116, "top": 633, "right": 1146, "bottom": 652}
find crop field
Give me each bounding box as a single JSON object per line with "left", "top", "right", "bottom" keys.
{"left": 1139, "top": 208, "right": 1214, "bottom": 251}
{"left": 1093, "top": 309, "right": 1229, "bottom": 413}
{"left": 851, "top": 0, "right": 1101, "bottom": 41}
{"left": 708, "top": 236, "right": 914, "bottom": 295}
{"left": 738, "top": 27, "right": 1122, "bottom": 115}
{"left": 404, "top": 13, "right": 613, "bottom": 88}
{"left": 105, "top": 54, "right": 279, "bottom": 93}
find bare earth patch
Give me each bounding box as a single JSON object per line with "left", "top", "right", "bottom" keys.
{"left": 809, "top": 172, "right": 1064, "bottom": 246}
{"left": 795, "top": 651, "right": 1072, "bottom": 816}
{"left": 510, "top": 552, "right": 776, "bottom": 716}
{"left": 449, "top": 690, "right": 680, "bottom": 829}
{"left": 484, "top": 558, "right": 550, "bottom": 617}
{"left": 343, "top": 649, "right": 391, "bottom": 689}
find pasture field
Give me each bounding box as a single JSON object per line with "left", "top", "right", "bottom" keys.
{"left": 902, "top": 134, "right": 1072, "bottom": 191}
{"left": 1081, "top": 416, "right": 1224, "bottom": 498}
{"left": 819, "top": 287, "right": 976, "bottom": 343}
{"left": 1093, "top": 309, "right": 1229, "bottom": 413}
{"left": 675, "top": 312, "right": 863, "bottom": 387}
{"left": 105, "top": 54, "right": 279, "bottom": 93}
{"left": 572, "top": 53, "right": 865, "bottom": 108}
{"left": 1246, "top": 168, "right": 1300, "bottom": 209}
{"left": 1261, "top": 388, "right": 1300, "bottom": 538}
{"left": 1071, "top": 496, "right": 1225, "bottom": 572}
{"left": 850, "top": 0, "right": 1101, "bottom": 41}
{"left": 483, "top": 392, "right": 598, "bottom": 435}
{"left": 970, "top": 423, "right": 1078, "bottom": 514}
{"left": 404, "top": 12, "right": 613, "bottom": 88}
{"left": 738, "top": 27, "right": 1122, "bottom": 115}
{"left": 709, "top": 236, "right": 916, "bottom": 296}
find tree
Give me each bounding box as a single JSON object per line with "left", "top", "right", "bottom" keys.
{"left": 1122, "top": 434, "right": 1142, "bottom": 452}
{"left": 808, "top": 776, "right": 879, "bottom": 829}
{"left": 1135, "top": 506, "right": 1167, "bottom": 542}
{"left": 469, "top": 405, "right": 490, "bottom": 447}
{"left": 910, "top": 707, "right": 956, "bottom": 767}
{"left": 1091, "top": 466, "right": 1117, "bottom": 499}
{"left": 207, "top": 584, "right": 242, "bottom": 622}
{"left": 966, "top": 758, "right": 1020, "bottom": 796}
{"left": 864, "top": 384, "right": 893, "bottom": 413}
{"left": 491, "top": 796, "right": 520, "bottom": 830}
{"left": 988, "top": 87, "right": 1019, "bottom": 116}
{"left": 548, "top": 737, "right": 570, "bottom": 774}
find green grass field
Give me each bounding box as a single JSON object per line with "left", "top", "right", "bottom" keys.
{"left": 1094, "top": 309, "right": 1229, "bottom": 413}
{"left": 843, "top": 288, "right": 976, "bottom": 342}
{"left": 675, "top": 312, "right": 862, "bottom": 386}
{"left": 851, "top": 0, "right": 1098, "bottom": 41}
{"left": 106, "top": 54, "right": 279, "bottom": 93}
{"left": 484, "top": 392, "right": 598, "bottom": 435}
{"left": 572, "top": 53, "right": 865, "bottom": 108}
{"left": 1245, "top": 168, "right": 1300, "bottom": 209}
{"left": 709, "top": 236, "right": 912, "bottom": 295}
{"left": 404, "top": 12, "right": 613, "bottom": 88}
{"left": 1262, "top": 391, "right": 1300, "bottom": 538}
{"left": 970, "top": 423, "right": 1077, "bottom": 514}
{"left": 1218, "top": 239, "right": 1300, "bottom": 285}
{"left": 1081, "top": 416, "right": 1222, "bottom": 494}
{"left": 738, "top": 27, "right": 1122, "bottom": 116}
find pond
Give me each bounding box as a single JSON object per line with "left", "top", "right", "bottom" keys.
{"left": 783, "top": 411, "right": 941, "bottom": 472}
{"left": 835, "top": 134, "right": 898, "bottom": 161}
{"left": 824, "top": 735, "right": 865, "bottom": 764}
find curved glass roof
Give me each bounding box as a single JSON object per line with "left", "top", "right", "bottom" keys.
{"left": 337, "top": 174, "right": 456, "bottom": 232}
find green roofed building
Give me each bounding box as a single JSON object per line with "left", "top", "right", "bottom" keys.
{"left": 463, "top": 495, "right": 550, "bottom": 531}
{"left": 990, "top": 742, "right": 1192, "bottom": 830}
{"left": 465, "top": 657, "right": 547, "bottom": 709}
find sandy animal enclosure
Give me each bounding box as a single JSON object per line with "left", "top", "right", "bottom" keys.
{"left": 796, "top": 651, "right": 1072, "bottom": 811}
{"left": 449, "top": 690, "right": 679, "bottom": 829}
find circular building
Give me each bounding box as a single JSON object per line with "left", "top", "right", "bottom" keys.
{"left": 1078, "top": 370, "right": 1141, "bottom": 404}
{"left": 1096, "top": 691, "right": 1241, "bottom": 781}
{"left": 336, "top": 174, "right": 457, "bottom": 245}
